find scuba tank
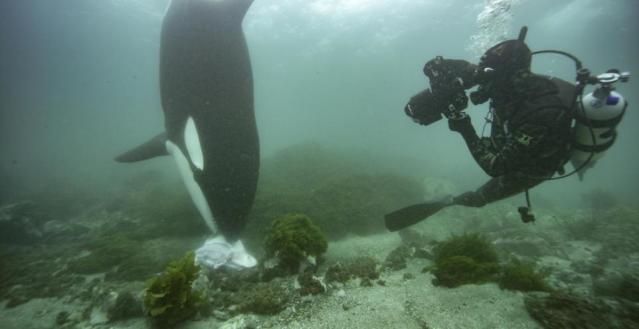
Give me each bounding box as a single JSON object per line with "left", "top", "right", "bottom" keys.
{"left": 528, "top": 49, "right": 631, "bottom": 181}
{"left": 570, "top": 70, "right": 629, "bottom": 179}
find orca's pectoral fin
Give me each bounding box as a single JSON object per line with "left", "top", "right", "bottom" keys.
{"left": 114, "top": 132, "right": 168, "bottom": 163}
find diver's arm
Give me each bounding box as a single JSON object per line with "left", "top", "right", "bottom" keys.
{"left": 451, "top": 118, "right": 549, "bottom": 177}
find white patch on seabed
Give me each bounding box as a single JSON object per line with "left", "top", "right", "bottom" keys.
{"left": 184, "top": 116, "right": 205, "bottom": 170}
{"left": 166, "top": 140, "right": 217, "bottom": 233}
{"left": 195, "top": 236, "right": 257, "bottom": 270}
{"left": 230, "top": 239, "right": 257, "bottom": 268}
{"left": 195, "top": 236, "right": 233, "bottom": 269}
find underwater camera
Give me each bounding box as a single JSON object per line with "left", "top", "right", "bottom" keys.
{"left": 404, "top": 83, "right": 469, "bottom": 125}
{"left": 404, "top": 88, "right": 446, "bottom": 125}
{"left": 405, "top": 56, "right": 470, "bottom": 125}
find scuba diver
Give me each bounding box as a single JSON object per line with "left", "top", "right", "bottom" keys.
{"left": 385, "top": 27, "right": 629, "bottom": 231}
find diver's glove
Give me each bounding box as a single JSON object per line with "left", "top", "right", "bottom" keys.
{"left": 447, "top": 112, "right": 473, "bottom": 135}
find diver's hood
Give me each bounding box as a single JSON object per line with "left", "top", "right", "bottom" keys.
{"left": 477, "top": 39, "right": 532, "bottom": 83}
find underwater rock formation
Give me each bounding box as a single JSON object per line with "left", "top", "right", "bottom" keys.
{"left": 525, "top": 292, "right": 639, "bottom": 329}
{"left": 245, "top": 143, "right": 424, "bottom": 241}
{"left": 422, "top": 176, "right": 457, "bottom": 201}
{"left": 383, "top": 244, "right": 415, "bottom": 271}
{"left": 325, "top": 263, "right": 352, "bottom": 284}
{"left": 309, "top": 174, "right": 423, "bottom": 238}
{"left": 88, "top": 289, "right": 144, "bottom": 324}
{"left": 0, "top": 202, "right": 45, "bottom": 244}
{"left": 593, "top": 272, "right": 639, "bottom": 303}
{"left": 347, "top": 256, "right": 380, "bottom": 281}
{"left": 236, "top": 282, "right": 290, "bottom": 315}
{"left": 325, "top": 257, "right": 380, "bottom": 284}
{"left": 581, "top": 187, "right": 617, "bottom": 214}
{"left": 297, "top": 272, "right": 327, "bottom": 296}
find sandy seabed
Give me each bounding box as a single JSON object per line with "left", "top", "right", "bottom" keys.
{"left": 0, "top": 231, "right": 540, "bottom": 329}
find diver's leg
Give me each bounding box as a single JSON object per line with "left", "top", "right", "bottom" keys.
{"left": 453, "top": 173, "right": 543, "bottom": 207}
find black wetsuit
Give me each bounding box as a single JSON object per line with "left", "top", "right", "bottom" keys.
{"left": 443, "top": 61, "right": 576, "bottom": 207}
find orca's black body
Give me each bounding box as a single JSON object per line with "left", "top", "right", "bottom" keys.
{"left": 116, "top": 0, "right": 258, "bottom": 242}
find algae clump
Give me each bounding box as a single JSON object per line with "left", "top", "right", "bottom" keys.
{"left": 498, "top": 258, "right": 549, "bottom": 292}
{"left": 432, "top": 234, "right": 499, "bottom": 287}
{"left": 264, "top": 213, "right": 328, "bottom": 273}
{"left": 143, "top": 251, "right": 201, "bottom": 328}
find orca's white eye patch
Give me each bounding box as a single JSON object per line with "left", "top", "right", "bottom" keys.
{"left": 185, "top": 116, "right": 204, "bottom": 170}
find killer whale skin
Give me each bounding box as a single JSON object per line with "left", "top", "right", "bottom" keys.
{"left": 116, "top": 0, "right": 258, "bottom": 243}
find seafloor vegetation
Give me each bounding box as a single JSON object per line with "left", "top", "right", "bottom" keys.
{"left": 1, "top": 143, "right": 638, "bottom": 328}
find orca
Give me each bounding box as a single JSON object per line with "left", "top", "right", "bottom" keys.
{"left": 116, "top": 0, "right": 258, "bottom": 268}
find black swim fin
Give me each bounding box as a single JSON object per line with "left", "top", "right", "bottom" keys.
{"left": 384, "top": 200, "right": 451, "bottom": 232}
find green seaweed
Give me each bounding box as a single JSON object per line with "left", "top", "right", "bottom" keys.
{"left": 431, "top": 234, "right": 500, "bottom": 287}
{"left": 143, "top": 251, "right": 201, "bottom": 328}
{"left": 498, "top": 258, "right": 550, "bottom": 292}
{"left": 432, "top": 256, "right": 499, "bottom": 287}
{"left": 264, "top": 213, "right": 328, "bottom": 273}
{"left": 434, "top": 233, "right": 499, "bottom": 265}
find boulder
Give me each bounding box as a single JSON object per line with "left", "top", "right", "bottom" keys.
{"left": 525, "top": 292, "right": 639, "bottom": 329}
{"left": 422, "top": 177, "right": 457, "bottom": 201}
{"left": 0, "top": 202, "right": 45, "bottom": 244}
